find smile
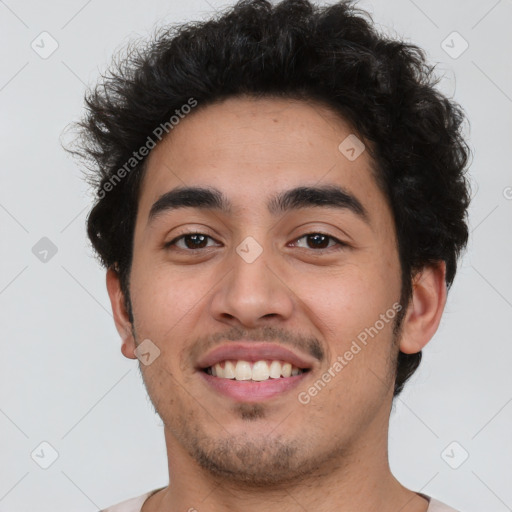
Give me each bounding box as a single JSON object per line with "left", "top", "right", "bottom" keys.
{"left": 204, "top": 359, "right": 309, "bottom": 381}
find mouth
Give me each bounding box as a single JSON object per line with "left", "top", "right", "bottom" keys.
{"left": 196, "top": 343, "right": 315, "bottom": 402}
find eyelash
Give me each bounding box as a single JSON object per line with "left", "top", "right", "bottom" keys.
{"left": 164, "top": 231, "right": 348, "bottom": 252}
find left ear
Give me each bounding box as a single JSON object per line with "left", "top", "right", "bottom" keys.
{"left": 399, "top": 261, "right": 447, "bottom": 354}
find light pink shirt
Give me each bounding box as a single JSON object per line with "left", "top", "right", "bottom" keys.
{"left": 99, "top": 488, "right": 460, "bottom": 511}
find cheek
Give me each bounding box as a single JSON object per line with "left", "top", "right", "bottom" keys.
{"left": 294, "top": 259, "right": 400, "bottom": 367}
{"left": 297, "top": 262, "right": 389, "bottom": 327}
{"left": 128, "top": 260, "right": 210, "bottom": 341}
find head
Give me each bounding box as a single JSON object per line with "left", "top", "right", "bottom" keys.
{"left": 69, "top": 0, "right": 471, "bottom": 486}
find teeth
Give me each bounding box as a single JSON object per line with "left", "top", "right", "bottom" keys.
{"left": 223, "top": 360, "right": 236, "bottom": 379}
{"left": 214, "top": 363, "right": 224, "bottom": 378}
{"left": 281, "top": 362, "right": 292, "bottom": 378}
{"left": 206, "top": 360, "right": 305, "bottom": 381}
{"left": 269, "top": 360, "right": 282, "bottom": 379}
{"left": 235, "top": 361, "right": 252, "bottom": 380}
{"left": 252, "top": 361, "right": 270, "bottom": 381}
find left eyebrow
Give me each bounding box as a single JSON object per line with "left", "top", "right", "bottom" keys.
{"left": 147, "top": 184, "right": 369, "bottom": 226}
{"left": 268, "top": 184, "right": 368, "bottom": 222}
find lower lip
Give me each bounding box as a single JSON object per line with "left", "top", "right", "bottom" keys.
{"left": 198, "top": 370, "right": 309, "bottom": 402}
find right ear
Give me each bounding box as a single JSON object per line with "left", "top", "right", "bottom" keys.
{"left": 106, "top": 267, "right": 137, "bottom": 359}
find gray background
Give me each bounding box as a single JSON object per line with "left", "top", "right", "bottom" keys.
{"left": 1, "top": 0, "right": 511, "bottom": 511}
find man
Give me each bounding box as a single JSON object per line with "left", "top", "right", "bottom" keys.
{"left": 70, "top": 0, "right": 471, "bottom": 510}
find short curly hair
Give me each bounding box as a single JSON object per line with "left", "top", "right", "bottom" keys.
{"left": 68, "top": 0, "right": 471, "bottom": 397}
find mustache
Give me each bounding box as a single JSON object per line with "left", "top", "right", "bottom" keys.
{"left": 187, "top": 325, "right": 324, "bottom": 366}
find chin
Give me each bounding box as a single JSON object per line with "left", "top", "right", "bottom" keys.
{"left": 191, "top": 437, "right": 308, "bottom": 487}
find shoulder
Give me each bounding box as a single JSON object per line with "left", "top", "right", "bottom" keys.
{"left": 99, "top": 487, "right": 164, "bottom": 512}
{"left": 426, "top": 496, "right": 461, "bottom": 511}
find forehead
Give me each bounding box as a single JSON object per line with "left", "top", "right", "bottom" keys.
{"left": 137, "top": 96, "right": 386, "bottom": 221}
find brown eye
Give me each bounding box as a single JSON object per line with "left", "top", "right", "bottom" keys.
{"left": 293, "top": 233, "right": 344, "bottom": 250}
{"left": 166, "top": 233, "right": 217, "bottom": 250}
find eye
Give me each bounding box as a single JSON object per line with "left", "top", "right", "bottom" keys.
{"left": 164, "top": 232, "right": 347, "bottom": 252}
{"left": 165, "top": 232, "right": 219, "bottom": 250}
{"left": 291, "top": 233, "right": 346, "bottom": 251}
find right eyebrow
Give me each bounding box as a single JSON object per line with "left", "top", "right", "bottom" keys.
{"left": 147, "top": 186, "right": 231, "bottom": 227}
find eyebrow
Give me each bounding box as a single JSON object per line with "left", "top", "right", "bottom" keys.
{"left": 147, "top": 184, "right": 369, "bottom": 226}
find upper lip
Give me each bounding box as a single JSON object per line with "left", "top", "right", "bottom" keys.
{"left": 196, "top": 342, "right": 316, "bottom": 370}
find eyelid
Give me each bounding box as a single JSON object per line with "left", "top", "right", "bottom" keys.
{"left": 291, "top": 232, "right": 348, "bottom": 250}
{"left": 165, "top": 230, "right": 349, "bottom": 252}
{"left": 164, "top": 231, "right": 220, "bottom": 249}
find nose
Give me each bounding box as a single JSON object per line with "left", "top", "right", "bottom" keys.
{"left": 209, "top": 240, "right": 295, "bottom": 328}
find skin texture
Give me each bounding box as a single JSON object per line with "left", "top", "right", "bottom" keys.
{"left": 106, "top": 96, "right": 447, "bottom": 512}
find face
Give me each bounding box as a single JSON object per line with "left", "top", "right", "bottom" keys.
{"left": 117, "top": 96, "right": 405, "bottom": 485}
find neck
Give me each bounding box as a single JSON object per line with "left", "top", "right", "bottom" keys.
{"left": 143, "top": 419, "right": 429, "bottom": 512}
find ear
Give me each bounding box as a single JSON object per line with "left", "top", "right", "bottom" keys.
{"left": 106, "top": 267, "right": 137, "bottom": 360}
{"left": 399, "top": 261, "right": 447, "bottom": 354}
